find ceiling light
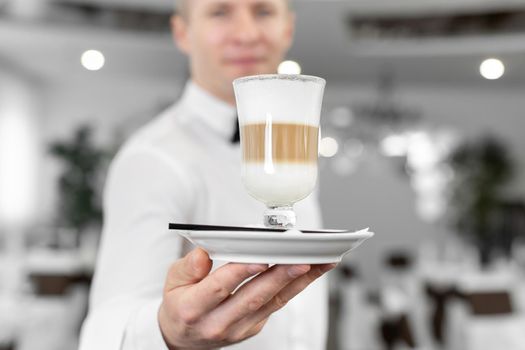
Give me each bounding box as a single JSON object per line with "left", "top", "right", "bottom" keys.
{"left": 81, "top": 50, "right": 105, "bottom": 71}
{"left": 480, "top": 58, "right": 504, "bottom": 80}
{"left": 278, "top": 60, "right": 301, "bottom": 75}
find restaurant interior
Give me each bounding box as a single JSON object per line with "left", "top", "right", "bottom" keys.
{"left": 1, "top": 0, "right": 525, "bottom": 349}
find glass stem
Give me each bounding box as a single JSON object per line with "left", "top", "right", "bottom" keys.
{"left": 264, "top": 206, "right": 296, "bottom": 229}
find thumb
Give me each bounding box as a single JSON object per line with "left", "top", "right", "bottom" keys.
{"left": 164, "top": 248, "right": 212, "bottom": 292}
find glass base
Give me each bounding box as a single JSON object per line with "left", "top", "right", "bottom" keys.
{"left": 264, "top": 206, "right": 296, "bottom": 229}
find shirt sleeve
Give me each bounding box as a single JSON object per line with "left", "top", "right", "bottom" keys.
{"left": 79, "top": 145, "right": 199, "bottom": 350}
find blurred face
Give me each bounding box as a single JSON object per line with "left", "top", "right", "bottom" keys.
{"left": 172, "top": 0, "right": 294, "bottom": 104}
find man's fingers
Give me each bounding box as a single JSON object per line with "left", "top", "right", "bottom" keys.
{"left": 177, "top": 262, "right": 269, "bottom": 323}
{"left": 164, "top": 248, "right": 212, "bottom": 293}
{"left": 229, "top": 317, "right": 269, "bottom": 344}
{"left": 205, "top": 264, "right": 311, "bottom": 327}
{"left": 234, "top": 263, "right": 336, "bottom": 331}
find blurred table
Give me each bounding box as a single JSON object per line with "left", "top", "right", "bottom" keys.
{"left": 421, "top": 259, "right": 525, "bottom": 349}
{"left": 16, "top": 248, "right": 93, "bottom": 350}
{"left": 25, "top": 248, "right": 93, "bottom": 296}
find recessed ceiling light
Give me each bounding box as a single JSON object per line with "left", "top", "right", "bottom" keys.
{"left": 81, "top": 50, "right": 105, "bottom": 71}
{"left": 480, "top": 58, "right": 504, "bottom": 80}
{"left": 278, "top": 60, "right": 301, "bottom": 75}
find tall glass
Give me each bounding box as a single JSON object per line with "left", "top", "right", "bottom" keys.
{"left": 233, "top": 74, "right": 325, "bottom": 228}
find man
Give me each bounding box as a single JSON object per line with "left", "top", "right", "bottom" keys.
{"left": 79, "top": 0, "right": 333, "bottom": 348}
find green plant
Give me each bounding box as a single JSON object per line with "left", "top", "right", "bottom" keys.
{"left": 50, "top": 125, "right": 111, "bottom": 236}
{"left": 448, "top": 135, "right": 514, "bottom": 265}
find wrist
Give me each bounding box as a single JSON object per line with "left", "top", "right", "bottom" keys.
{"left": 158, "top": 302, "right": 180, "bottom": 350}
{"left": 158, "top": 304, "right": 219, "bottom": 350}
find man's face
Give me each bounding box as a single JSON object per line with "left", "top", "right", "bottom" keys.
{"left": 172, "top": 0, "right": 294, "bottom": 98}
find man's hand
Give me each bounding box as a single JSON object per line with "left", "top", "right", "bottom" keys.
{"left": 158, "top": 248, "right": 335, "bottom": 349}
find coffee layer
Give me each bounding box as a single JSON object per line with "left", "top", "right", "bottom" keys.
{"left": 242, "top": 123, "right": 318, "bottom": 163}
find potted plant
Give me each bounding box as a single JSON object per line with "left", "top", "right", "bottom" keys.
{"left": 448, "top": 135, "right": 514, "bottom": 267}
{"left": 49, "top": 125, "right": 111, "bottom": 247}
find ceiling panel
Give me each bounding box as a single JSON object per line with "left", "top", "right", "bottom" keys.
{"left": 1, "top": 0, "right": 525, "bottom": 85}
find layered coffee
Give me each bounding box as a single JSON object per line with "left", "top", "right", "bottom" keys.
{"left": 242, "top": 123, "right": 318, "bottom": 163}
{"left": 233, "top": 74, "right": 325, "bottom": 211}
{"left": 241, "top": 122, "right": 319, "bottom": 207}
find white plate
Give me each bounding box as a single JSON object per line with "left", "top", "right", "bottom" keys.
{"left": 174, "top": 228, "right": 374, "bottom": 264}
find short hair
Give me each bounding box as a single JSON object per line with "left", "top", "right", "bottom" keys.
{"left": 174, "top": 0, "right": 292, "bottom": 18}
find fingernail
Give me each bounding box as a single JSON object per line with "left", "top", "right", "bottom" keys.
{"left": 190, "top": 250, "right": 197, "bottom": 262}
{"left": 288, "top": 265, "right": 311, "bottom": 278}
{"left": 190, "top": 250, "right": 202, "bottom": 271}
{"left": 190, "top": 252, "right": 198, "bottom": 270}
{"left": 248, "top": 264, "right": 267, "bottom": 274}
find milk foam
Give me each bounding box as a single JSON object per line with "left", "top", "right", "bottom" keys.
{"left": 242, "top": 163, "right": 318, "bottom": 206}
{"left": 233, "top": 74, "right": 325, "bottom": 125}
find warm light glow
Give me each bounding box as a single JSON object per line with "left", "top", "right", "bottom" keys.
{"left": 407, "top": 132, "right": 439, "bottom": 170}
{"left": 380, "top": 134, "right": 408, "bottom": 157}
{"left": 81, "top": 50, "right": 105, "bottom": 71}
{"left": 278, "top": 60, "right": 301, "bottom": 75}
{"left": 319, "top": 137, "right": 339, "bottom": 157}
{"left": 410, "top": 171, "right": 446, "bottom": 195}
{"left": 480, "top": 58, "right": 504, "bottom": 80}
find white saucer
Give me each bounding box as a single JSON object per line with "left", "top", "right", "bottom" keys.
{"left": 175, "top": 228, "right": 374, "bottom": 264}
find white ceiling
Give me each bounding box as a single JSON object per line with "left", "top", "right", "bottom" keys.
{"left": 290, "top": 1, "right": 525, "bottom": 85}
{"left": 49, "top": 0, "right": 525, "bottom": 14}
{"left": 1, "top": 0, "right": 525, "bottom": 86}
{"left": 57, "top": 0, "right": 175, "bottom": 11}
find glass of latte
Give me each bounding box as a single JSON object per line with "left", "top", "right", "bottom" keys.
{"left": 233, "top": 74, "right": 325, "bottom": 228}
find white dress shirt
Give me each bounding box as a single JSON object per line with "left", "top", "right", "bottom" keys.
{"left": 78, "top": 81, "right": 328, "bottom": 350}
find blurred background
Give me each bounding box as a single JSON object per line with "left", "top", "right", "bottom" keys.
{"left": 1, "top": 0, "right": 525, "bottom": 349}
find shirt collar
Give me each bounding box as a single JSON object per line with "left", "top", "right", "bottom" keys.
{"left": 178, "top": 80, "right": 237, "bottom": 143}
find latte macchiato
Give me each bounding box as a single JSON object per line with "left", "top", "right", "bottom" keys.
{"left": 233, "top": 74, "right": 325, "bottom": 226}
